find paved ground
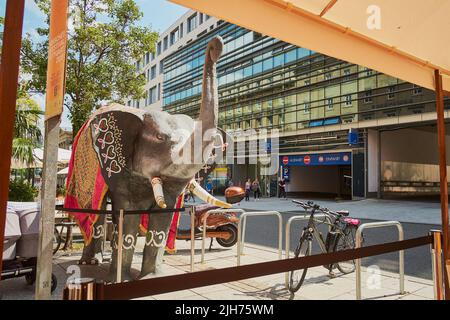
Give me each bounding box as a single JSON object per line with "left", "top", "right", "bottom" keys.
{"left": 190, "top": 197, "right": 446, "bottom": 225}
{"left": 1, "top": 197, "right": 440, "bottom": 300}
{"left": 183, "top": 197, "right": 443, "bottom": 280}
{"left": 0, "top": 239, "right": 434, "bottom": 300}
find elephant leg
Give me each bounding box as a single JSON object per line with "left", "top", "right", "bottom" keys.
{"left": 79, "top": 214, "right": 105, "bottom": 265}
{"left": 109, "top": 212, "right": 141, "bottom": 282}
{"left": 140, "top": 212, "right": 174, "bottom": 277}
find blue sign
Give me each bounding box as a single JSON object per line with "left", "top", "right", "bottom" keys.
{"left": 348, "top": 129, "right": 359, "bottom": 145}
{"left": 282, "top": 166, "right": 290, "bottom": 180}
{"left": 280, "top": 152, "right": 352, "bottom": 166}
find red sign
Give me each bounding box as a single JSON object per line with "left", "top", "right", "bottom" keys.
{"left": 304, "top": 155, "right": 311, "bottom": 165}
{"left": 282, "top": 156, "right": 289, "bottom": 165}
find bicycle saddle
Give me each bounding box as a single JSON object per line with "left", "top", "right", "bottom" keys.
{"left": 336, "top": 210, "right": 349, "bottom": 216}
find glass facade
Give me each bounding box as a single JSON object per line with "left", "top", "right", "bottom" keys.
{"left": 162, "top": 22, "right": 443, "bottom": 152}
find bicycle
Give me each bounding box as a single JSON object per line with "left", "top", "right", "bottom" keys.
{"left": 288, "top": 200, "right": 360, "bottom": 294}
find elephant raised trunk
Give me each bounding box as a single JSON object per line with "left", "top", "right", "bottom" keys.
{"left": 198, "top": 36, "right": 223, "bottom": 133}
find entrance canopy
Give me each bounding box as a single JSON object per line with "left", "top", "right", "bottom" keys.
{"left": 170, "top": 0, "right": 450, "bottom": 93}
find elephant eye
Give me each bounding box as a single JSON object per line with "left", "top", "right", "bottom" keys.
{"left": 156, "top": 133, "right": 165, "bottom": 141}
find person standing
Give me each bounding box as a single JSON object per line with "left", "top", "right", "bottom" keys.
{"left": 278, "top": 178, "right": 287, "bottom": 199}
{"left": 245, "top": 178, "right": 251, "bottom": 201}
{"left": 252, "top": 178, "right": 261, "bottom": 201}
{"left": 206, "top": 179, "right": 214, "bottom": 196}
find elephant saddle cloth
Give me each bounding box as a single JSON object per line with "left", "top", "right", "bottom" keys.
{"left": 64, "top": 104, "right": 182, "bottom": 251}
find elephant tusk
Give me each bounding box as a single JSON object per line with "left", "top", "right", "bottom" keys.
{"left": 151, "top": 177, "right": 167, "bottom": 208}
{"left": 188, "top": 179, "right": 232, "bottom": 209}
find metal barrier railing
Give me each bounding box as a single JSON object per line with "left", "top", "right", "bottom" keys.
{"left": 63, "top": 234, "right": 434, "bottom": 300}
{"left": 55, "top": 205, "right": 188, "bottom": 281}
{"left": 237, "top": 211, "right": 282, "bottom": 266}
{"left": 355, "top": 221, "right": 405, "bottom": 300}
{"left": 201, "top": 209, "right": 245, "bottom": 264}
{"left": 284, "top": 213, "right": 333, "bottom": 289}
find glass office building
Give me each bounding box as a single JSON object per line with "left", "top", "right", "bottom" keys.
{"left": 161, "top": 21, "right": 447, "bottom": 199}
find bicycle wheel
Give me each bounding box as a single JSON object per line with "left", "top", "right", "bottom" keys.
{"left": 334, "top": 225, "right": 357, "bottom": 274}
{"left": 288, "top": 235, "right": 311, "bottom": 293}
{"left": 53, "top": 227, "right": 62, "bottom": 254}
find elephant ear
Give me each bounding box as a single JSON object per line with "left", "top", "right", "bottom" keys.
{"left": 89, "top": 106, "right": 144, "bottom": 188}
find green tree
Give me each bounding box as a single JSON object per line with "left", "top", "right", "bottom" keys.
{"left": 12, "top": 92, "right": 43, "bottom": 165}
{"left": 21, "top": 0, "right": 158, "bottom": 135}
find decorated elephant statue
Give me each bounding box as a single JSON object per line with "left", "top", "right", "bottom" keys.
{"left": 64, "top": 36, "right": 228, "bottom": 281}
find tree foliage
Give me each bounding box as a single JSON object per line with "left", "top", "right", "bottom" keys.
{"left": 21, "top": 0, "right": 158, "bottom": 135}
{"left": 12, "top": 92, "right": 43, "bottom": 165}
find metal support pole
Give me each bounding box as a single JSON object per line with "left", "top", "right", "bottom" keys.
{"left": 63, "top": 278, "right": 96, "bottom": 300}
{"left": 355, "top": 221, "right": 404, "bottom": 300}
{"left": 434, "top": 69, "right": 450, "bottom": 299}
{"left": 201, "top": 209, "right": 245, "bottom": 264}
{"left": 430, "top": 230, "right": 444, "bottom": 300}
{"left": 237, "top": 211, "right": 282, "bottom": 266}
{"left": 284, "top": 213, "right": 333, "bottom": 289}
{"left": 116, "top": 209, "right": 124, "bottom": 283}
{"left": 190, "top": 206, "right": 196, "bottom": 272}
{"left": 201, "top": 212, "right": 208, "bottom": 264}
{"left": 0, "top": 0, "right": 25, "bottom": 280}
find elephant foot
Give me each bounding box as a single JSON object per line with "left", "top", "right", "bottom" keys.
{"left": 78, "top": 258, "right": 99, "bottom": 266}
{"left": 106, "top": 271, "right": 136, "bottom": 283}
{"left": 138, "top": 266, "right": 159, "bottom": 279}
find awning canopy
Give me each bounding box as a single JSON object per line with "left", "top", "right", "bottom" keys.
{"left": 10, "top": 148, "right": 71, "bottom": 169}
{"left": 169, "top": 0, "right": 450, "bottom": 93}
{"left": 33, "top": 148, "right": 71, "bottom": 164}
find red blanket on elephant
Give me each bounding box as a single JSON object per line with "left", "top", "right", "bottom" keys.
{"left": 64, "top": 120, "right": 181, "bottom": 251}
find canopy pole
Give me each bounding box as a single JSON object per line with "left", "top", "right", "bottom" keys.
{"left": 435, "top": 69, "right": 450, "bottom": 299}
{"left": 0, "top": 0, "right": 25, "bottom": 279}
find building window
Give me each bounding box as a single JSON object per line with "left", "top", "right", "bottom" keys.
{"left": 170, "top": 27, "right": 179, "bottom": 45}
{"left": 325, "top": 73, "right": 332, "bottom": 80}
{"left": 344, "top": 95, "right": 352, "bottom": 106}
{"left": 304, "top": 80, "right": 311, "bottom": 86}
{"left": 365, "top": 67, "right": 373, "bottom": 76}
{"left": 157, "top": 42, "right": 161, "bottom": 55}
{"left": 163, "top": 36, "right": 168, "bottom": 51}
{"left": 179, "top": 23, "right": 184, "bottom": 38}
{"left": 151, "top": 52, "right": 155, "bottom": 61}
{"left": 187, "top": 13, "right": 197, "bottom": 33}
{"left": 157, "top": 83, "right": 161, "bottom": 101}
{"left": 327, "top": 98, "right": 333, "bottom": 110}
{"left": 159, "top": 61, "right": 164, "bottom": 74}
{"left": 388, "top": 86, "right": 395, "bottom": 100}
{"left": 304, "top": 102, "right": 311, "bottom": 114}
{"left": 149, "top": 86, "right": 157, "bottom": 105}
{"left": 412, "top": 84, "right": 422, "bottom": 95}
{"left": 205, "top": 14, "right": 210, "bottom": 21}
{"left": 344, "top": 69, "right": 351, "bottom": 76}
{"left": 150, "top": 65, "right": 156, "bottom": 80}
{"left": 364, "top": 90, "right": 372, "bottom": 103}
{"left": 199, "top": 13, "right": 204, "bottom": 24}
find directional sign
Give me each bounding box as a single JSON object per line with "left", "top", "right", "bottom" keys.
{"left": 280, "top": 152, "right": 352, "bottom": 166}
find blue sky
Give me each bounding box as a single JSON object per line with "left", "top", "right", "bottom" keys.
{"left": 0, "top": 0, "right": 188, "bottom": 130}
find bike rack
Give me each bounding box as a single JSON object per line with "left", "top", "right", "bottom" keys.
{"left": 201, "top": 209, "right": 245, "bottom": 264}
{"left": 355, "top": 221, "right": 405, "bottom": 300}
{"left": 237, "top": 211, "right": 282, "bottom": 266}
{"left": 284, "top": 213, "right": 333, "bottom": 289}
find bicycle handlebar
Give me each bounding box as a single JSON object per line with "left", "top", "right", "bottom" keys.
{"left": 292, "top": 200, "right": 342, "bottom": 218}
